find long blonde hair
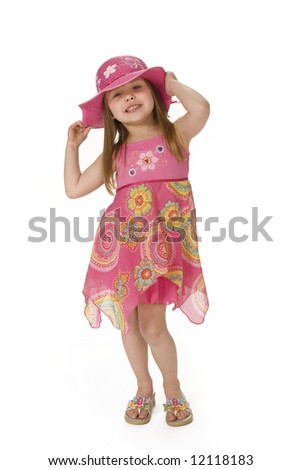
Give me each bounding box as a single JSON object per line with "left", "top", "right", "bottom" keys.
{"left": 102, "top": 80, "right": 186, "bottom": 196}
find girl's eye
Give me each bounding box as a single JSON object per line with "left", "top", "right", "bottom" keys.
{"left": 133, "top": 85, "right": 142, "bottom": 90}
{"left": 112, "top": 92, "right": 121, "bottom": 98}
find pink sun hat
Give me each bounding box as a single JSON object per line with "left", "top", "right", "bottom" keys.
{"left": 79, "top": 55, "right": 173, "bottom": 129}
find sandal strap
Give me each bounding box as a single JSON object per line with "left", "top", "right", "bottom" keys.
{"left": 163, "top": 397, "right": 191, "bottom": 414}
{"left": 126, "top": 395, "right": 154, "bottom": 412}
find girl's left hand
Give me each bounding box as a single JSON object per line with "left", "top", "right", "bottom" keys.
{"left": 165, "top": 71, "right": 178, "bottom": 96}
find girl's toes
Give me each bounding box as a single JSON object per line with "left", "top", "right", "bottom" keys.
{"left": 127, "top": 409, "right": 138, "bottom": 419}
{"left": 176, "top": 410, "right": 190, "bottom": 420}
{"left": 166, "top": 411, "right": 177, "bottom": 422}
{"left": 138, "top": 409, "right": 149, "bottom": 420}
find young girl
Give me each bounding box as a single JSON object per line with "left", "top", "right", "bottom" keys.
{"left": 64, "top": 55, "right": 210, "bottom": 427}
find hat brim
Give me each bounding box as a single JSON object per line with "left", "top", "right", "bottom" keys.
{"left": 79, "top": 67, "right": 172, "bottom": 129}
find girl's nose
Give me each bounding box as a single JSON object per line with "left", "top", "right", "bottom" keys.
{"left": 125, "top": 94, "right": 135, "bottom": 102}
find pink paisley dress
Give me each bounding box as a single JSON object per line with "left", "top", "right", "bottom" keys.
{"left": 82, "top": 135, "right": 209, "bottom": 334}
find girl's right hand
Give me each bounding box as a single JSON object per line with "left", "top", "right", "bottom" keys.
{"left": 67, "top": 121, "right": 93, "bottom": 147}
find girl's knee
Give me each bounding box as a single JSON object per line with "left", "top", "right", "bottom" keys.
{"left": 140, "top": 326, "right": 158, "bottom": 346}
{"left": 138, "top": 303, "right": 168, "bottom": 345}
{"left": 139, "top": 321, "right": 167, "bottom": 346}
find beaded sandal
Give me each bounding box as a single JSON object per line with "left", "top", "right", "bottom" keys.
{"left": 163, "top": 397, "right": 193, "bottom": 427}
{"left": 124, "top": 392, "right": 156, "bottom": 425}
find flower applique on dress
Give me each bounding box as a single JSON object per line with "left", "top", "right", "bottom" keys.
{"left": 137, "top": 151, "right": 159, "bottom": 171}
{"left": 125, "top": 143, "right": 169, "bottom": 178}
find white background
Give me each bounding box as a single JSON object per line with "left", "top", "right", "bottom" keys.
{"left": 1, "top": 1, "right": 301, "bottom": 469}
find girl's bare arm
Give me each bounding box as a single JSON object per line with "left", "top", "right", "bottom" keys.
{"left": 64, "top": 121, "right": 104, "bottom": 199}
{"left": 165, "top": 72, "right": 210, "bottom": 148}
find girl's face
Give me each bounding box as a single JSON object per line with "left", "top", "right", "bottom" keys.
{"left": 105, "top": 78, "right": 155, "bottom": 126}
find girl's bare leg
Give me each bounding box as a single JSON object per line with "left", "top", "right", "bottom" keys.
{"left": 121, "top": 306, "right": 153, "bottom": 419}
{"left": 137, "top": 303, "right": 190, "bottom": 422}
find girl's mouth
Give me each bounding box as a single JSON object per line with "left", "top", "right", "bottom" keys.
{"left": 125, "top": 104, "right": 142, "bottom": 113}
